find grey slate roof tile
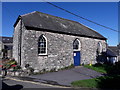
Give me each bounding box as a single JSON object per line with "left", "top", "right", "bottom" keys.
{"left": 14, "top": 11, "right": 106, "bottom": 40}
{"left": 0, "top": 36, "right": 13, "bottom": 43}
{"left": 108, "top": 46, "right": 119, "bottom": 56}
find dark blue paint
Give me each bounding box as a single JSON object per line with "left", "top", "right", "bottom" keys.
{"left": 74, "top": 51, "right": 80, "bottom": 66}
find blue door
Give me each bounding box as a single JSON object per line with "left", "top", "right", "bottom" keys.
{"left": 74, "top": 51, "right": 80, "bottom": 66}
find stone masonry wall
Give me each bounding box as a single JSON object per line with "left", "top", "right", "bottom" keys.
{"left": 13, "top": 20, "right": 21, "bottom": 63}
{"left": 13, "top": 20, "right": 26, "bottom": 66}
{"left": 20, "top": 29, "right": 106, "bottom": 72}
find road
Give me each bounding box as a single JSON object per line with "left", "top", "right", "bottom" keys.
{"left": 0, "top": 66, "right": 103, "bottom": 90}
{"left": 1, "top": 77, "right": 90, "bottom": 90}
{"left": 30, "top": 66, "right": 103, "bottom": 86}
{"left": 1, "top": 77, "right": 69, "bottom": 90}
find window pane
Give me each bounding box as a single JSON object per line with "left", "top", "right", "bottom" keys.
{"left": 38, "top": 35, "right": 46, "bottom": 54}
{"left": 73, "top": 39, "right": 79, "bottom": 50}
{"left": 74, "top": 45, "right": 79, "bottom": 49}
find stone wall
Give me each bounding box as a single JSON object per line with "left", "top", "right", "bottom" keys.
{"left": 13, "top": 21, "right": 107, "bottom": 72}
{"left": 21, "top": 30, "right": 106, "bottom": 72}
{"left": 13, "top": 20, "right": 21, "bottom": 63}
{"left": 13, "top": 20, "right": 26, "bottom": 65}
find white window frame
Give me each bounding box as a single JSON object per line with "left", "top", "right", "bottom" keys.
{"left": 97, "top": 41, "right": 102, "bottom": 54}
{"left": 38, "top": 35, "right": 47, "bottom": 56}
{"left": 73, "top": 39, "right": 81, "bottom": 51}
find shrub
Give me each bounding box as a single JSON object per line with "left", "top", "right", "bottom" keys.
{"left": 3, "top": 59, "right": 17, "bottom": 69}
{"left": 13, "top": 65, "right": 21, "bottom": 71}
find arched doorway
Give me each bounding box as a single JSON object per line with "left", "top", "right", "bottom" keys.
{"left": 73, "top": 39, "right": 81, "bottom": 66}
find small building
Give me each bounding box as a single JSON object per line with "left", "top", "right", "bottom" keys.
{"left": 0, "top": 36, "right": 13, "bottom": 59}
{"left": 118, "top": 44, "right": 120, "bottom": 60}
{"left": 107, "top": 44, "right": 120, "bottom": 64}
{"left": 13, "top": 11, "right": 107, "bottom": 72}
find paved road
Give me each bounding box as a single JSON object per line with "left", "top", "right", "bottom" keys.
{"left": 0, "top": 66, "right": 103, "bottom": 89}
{"left": 29, "top": 66, "right": 103, "bottom": 86}
{"left": 1, "top": 77, "right": 67, "bottom": 89}
{"left": 1, "top": 77, "right": 99, "bottom": 90}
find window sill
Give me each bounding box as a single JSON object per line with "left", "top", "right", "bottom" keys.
{"left": 38, "top": 54, "right": 48, "bottom": 56}
{"left": 73, "top": 49, "right": 81, "bottom": 51}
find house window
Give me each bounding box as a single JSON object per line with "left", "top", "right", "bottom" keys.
{"left": 73, "top": 39, "right": 81, "bottom": 51}
{"left": 97, "top": 41, "right": 102, "bottom": 54}
{"left": 38, "top": 35, "right": 47, "bottom": 55}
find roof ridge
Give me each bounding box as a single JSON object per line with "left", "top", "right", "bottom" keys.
{"left": 21, "top": 11, "right": 36, "bottom": 17}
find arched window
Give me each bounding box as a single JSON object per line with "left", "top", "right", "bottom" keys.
{"left": 73, "top": 39, "right": 81, "bottom": 51}
{"left": 97, "top": 41, "right": 102, "bottom": 54}
{"left": 38, "top": 35, "right": 47, "bottom": 55}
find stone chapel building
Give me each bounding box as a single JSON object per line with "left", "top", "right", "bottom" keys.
{"left": 13, "top": 11, "right": 107, "bottom": 71}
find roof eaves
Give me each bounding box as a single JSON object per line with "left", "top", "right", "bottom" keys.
{"left": 80, "top": 23, "right": 107, "bottom": 40}
{"left": 25, "top": 26, "right": 106, "bottom": 40}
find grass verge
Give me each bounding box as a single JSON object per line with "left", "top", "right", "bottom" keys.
{"left": 84, "top": 65, "right": 106, "bottom": 73}
{"left": 84, "top": 64, "right": 112, "bottom": 74}
{"left": 71, "top": 78, "right": 98, "bottom": 88}
{"left": 72, "top": 62, "right": 120, "bottom": 89}
{"left": 71, "top": 75, "right": 120, "bottom": 89}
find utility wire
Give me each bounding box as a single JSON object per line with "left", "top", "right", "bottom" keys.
{"left": 44, "top": 1, "right": 119, "bottom": 33}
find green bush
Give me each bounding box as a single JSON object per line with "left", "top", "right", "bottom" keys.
{"left": 13, "top": 65, "right": 21, "bottom": 71}
{"left": 3, "top": 60, "right": 17, "bottom": 69}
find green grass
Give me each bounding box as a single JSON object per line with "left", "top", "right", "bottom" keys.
{"left": 72, "top": 62, "right": 120, "bottom": 89}
{"left": 71, "top": 75, "right": 120, "bottom": 89}
{"left": 71, "top": 78, "right": 98, "bottom": 88}
{"left": 84, "top": 64, "right": 110, "bottom": 74}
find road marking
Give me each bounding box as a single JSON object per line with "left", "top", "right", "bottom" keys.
{"left": 4, "top": 77, "right": 70, "bottom": 88}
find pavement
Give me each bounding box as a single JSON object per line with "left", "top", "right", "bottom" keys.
{"left": 2, "top": 77, "right": 63, "bottom": 89}
{"left": 22, "top": 66, "right": 103, "bottom": 86}
{"left": 2, "top": 66, "right": 104, "bottom": 89}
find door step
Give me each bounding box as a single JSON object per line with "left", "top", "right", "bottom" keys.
{"left": 75, "top": 66, "right": 83, "bottom": 68}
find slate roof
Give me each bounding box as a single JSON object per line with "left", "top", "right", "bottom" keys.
{"left": 107, "top": 48, "right": 117, "bottom": 57}
{"left": 0, "top": 36, "right": 13, "bottom": 43}
{"left": 109, "top": 46, "right": 119, "bottom": 55}
{"left": 14, "top": 11, "right": 106, "bottom": 40}
{"left": 107, "top": 46, "right": 119, "bottom": 57}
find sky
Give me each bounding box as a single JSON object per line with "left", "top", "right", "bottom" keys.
{"left": 2, "top": 2, "right": 118, "bottom": 46}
